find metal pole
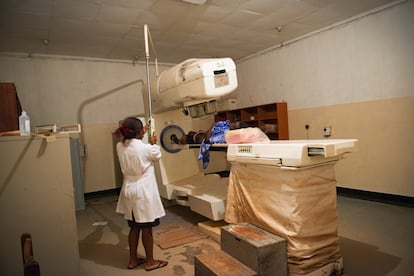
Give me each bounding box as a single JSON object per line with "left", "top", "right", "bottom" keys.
{"left": 144, "top": 24, "right": 155, "bottom": 137}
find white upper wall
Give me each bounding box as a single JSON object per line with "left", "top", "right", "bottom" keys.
{"left": 2, "top": 2, "right": 412, "bottom": 125}
{"left": 0, "top": 55, "right": 168, "bottom": 126}
{"left": 235, "top": 1, "right": 414, "bottom": 110}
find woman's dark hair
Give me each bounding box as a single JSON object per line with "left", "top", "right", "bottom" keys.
{"left": 113, "top": 117, "right": 144, "bottom": 142}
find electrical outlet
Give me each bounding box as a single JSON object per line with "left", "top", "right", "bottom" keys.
{"left": 323, "top": 127, "right": 331, "bottom": 137}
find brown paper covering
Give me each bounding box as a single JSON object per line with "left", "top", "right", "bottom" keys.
{"left": 225, "top": 162, "right": 341, "bottom": 275}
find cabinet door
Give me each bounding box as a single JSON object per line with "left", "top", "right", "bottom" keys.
{"left": 276, "top": 102, "right": 289, "bottom": 140}
{"left": 0, "top": 83, "right": 21, "bottom": 132}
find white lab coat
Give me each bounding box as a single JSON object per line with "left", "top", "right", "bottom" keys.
{"left": 115, "top": 138, "right": 166, "bottom": 223}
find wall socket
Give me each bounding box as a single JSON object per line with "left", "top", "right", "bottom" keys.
{"left": 323, "top": 127, "right": 331, "bottom": 137}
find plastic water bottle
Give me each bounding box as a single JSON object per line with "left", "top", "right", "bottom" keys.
{"left": 19, "top": 110, "right": 31, "bottom": 136}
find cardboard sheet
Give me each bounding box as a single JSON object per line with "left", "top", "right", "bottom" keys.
{"left": 225, "top": 162, "right": 341, "bottom": 275}
{"left": 153, "top": 223, "right": 208, "bottom": 249}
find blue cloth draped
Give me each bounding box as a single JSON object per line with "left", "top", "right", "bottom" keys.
{"left": 198, "top": 120, "right": 230, "bottom": 169}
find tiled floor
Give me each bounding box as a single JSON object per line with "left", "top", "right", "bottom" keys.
{"left": 76, "top": 195, "right": 414, "bottom": 275}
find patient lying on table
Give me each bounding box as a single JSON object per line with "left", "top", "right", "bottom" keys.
{"left": 176, "top": 121, "right": 250, "bottom": 145}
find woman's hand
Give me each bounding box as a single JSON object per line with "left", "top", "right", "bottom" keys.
{"left": 150, "top": 134, "right": 157, "bottom": 145}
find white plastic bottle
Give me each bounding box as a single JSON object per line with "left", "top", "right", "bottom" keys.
{"left": 19, "top": 110, "right": 31, "bottom": 136}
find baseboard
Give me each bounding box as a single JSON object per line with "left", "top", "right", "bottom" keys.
{"left": 84, "top": 188, "right": 120, "bottom": 200}
{"left": 337, "top": 187, "right": 414, "bottom": 208}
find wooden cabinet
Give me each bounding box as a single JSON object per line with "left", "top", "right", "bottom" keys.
{"left": 215, "top": 102, "right": 289, "bottom": 140}
{"left": 0, "top": 83, "right": 22, "bottom": 132}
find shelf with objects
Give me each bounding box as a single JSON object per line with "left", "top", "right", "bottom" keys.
{"left": 214, "top": 102, "right": 289, "bottom": 140}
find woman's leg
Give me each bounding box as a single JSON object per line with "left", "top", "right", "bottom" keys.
{"left": 128, "top": 226, "right": 142, "bottom": 268}
{"left": 141, "top": 227, "right": 154, "bottom": 263}
{"left": 142, "top": 227, "right": 168, "bottom": 271}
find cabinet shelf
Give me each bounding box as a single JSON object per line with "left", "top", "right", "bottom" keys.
{"left": 258, "top": 104, "right": 277, "bottom": 120}
{"left": 241, "top": 107, "right": 258, "bottom": 121}
{"left": 215, "top": 102, "right": 289, "bottom": 140}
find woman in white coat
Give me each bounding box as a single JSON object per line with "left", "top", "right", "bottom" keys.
{"left": 113, "top": 117, "right": 168, "bottom": 271}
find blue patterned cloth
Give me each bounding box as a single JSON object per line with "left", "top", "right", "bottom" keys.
{"left": 209, "top": 120, "right": 230, "bottom": 144}
{"left": 198, "top": 140, "right": 211, "bottom": 169}
{"left": 198, "top": 120, "right": 230, "bottom": 169}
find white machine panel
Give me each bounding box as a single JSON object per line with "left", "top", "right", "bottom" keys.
{"left": 227, "top": 139, "right": 358, "bottom": 168}
{"left": 151, "top": 58, "right": 237, "bottom": 113}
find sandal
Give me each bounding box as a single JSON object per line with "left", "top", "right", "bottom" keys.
{"left": 145, "top": 260, "right": 168, "bottom": 271}
{"left": 127, "top": 257, "right": 146, "bottom": 269}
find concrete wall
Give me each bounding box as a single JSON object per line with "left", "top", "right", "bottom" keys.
{"left": 234, "top": 1, "right": 414, "bottom": 196}
{"left": 0, "top": 55, "right": 169, "bottom": 193}
{"left": 289, "top": 97, "right": 414, "bottom": 196}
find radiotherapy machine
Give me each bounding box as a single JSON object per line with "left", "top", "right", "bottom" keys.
{"left": 142, "top": 24, "right": 238, "bottom": 221}
{"left": 148, "top": 57, "right": 238, "bottom": 221}
{"left": 143, "top": 28, "right": 358, "bottom": 273}
{"left": 143, "top": 23, "right": 358, "bottom": 275}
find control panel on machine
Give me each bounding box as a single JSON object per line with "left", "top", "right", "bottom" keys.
{"left": 227, "top": 139, "right": 358, "bottom": 169}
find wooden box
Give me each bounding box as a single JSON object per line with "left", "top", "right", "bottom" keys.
{"left": 221, "top": 223, "right": 287, "bottom": 276}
